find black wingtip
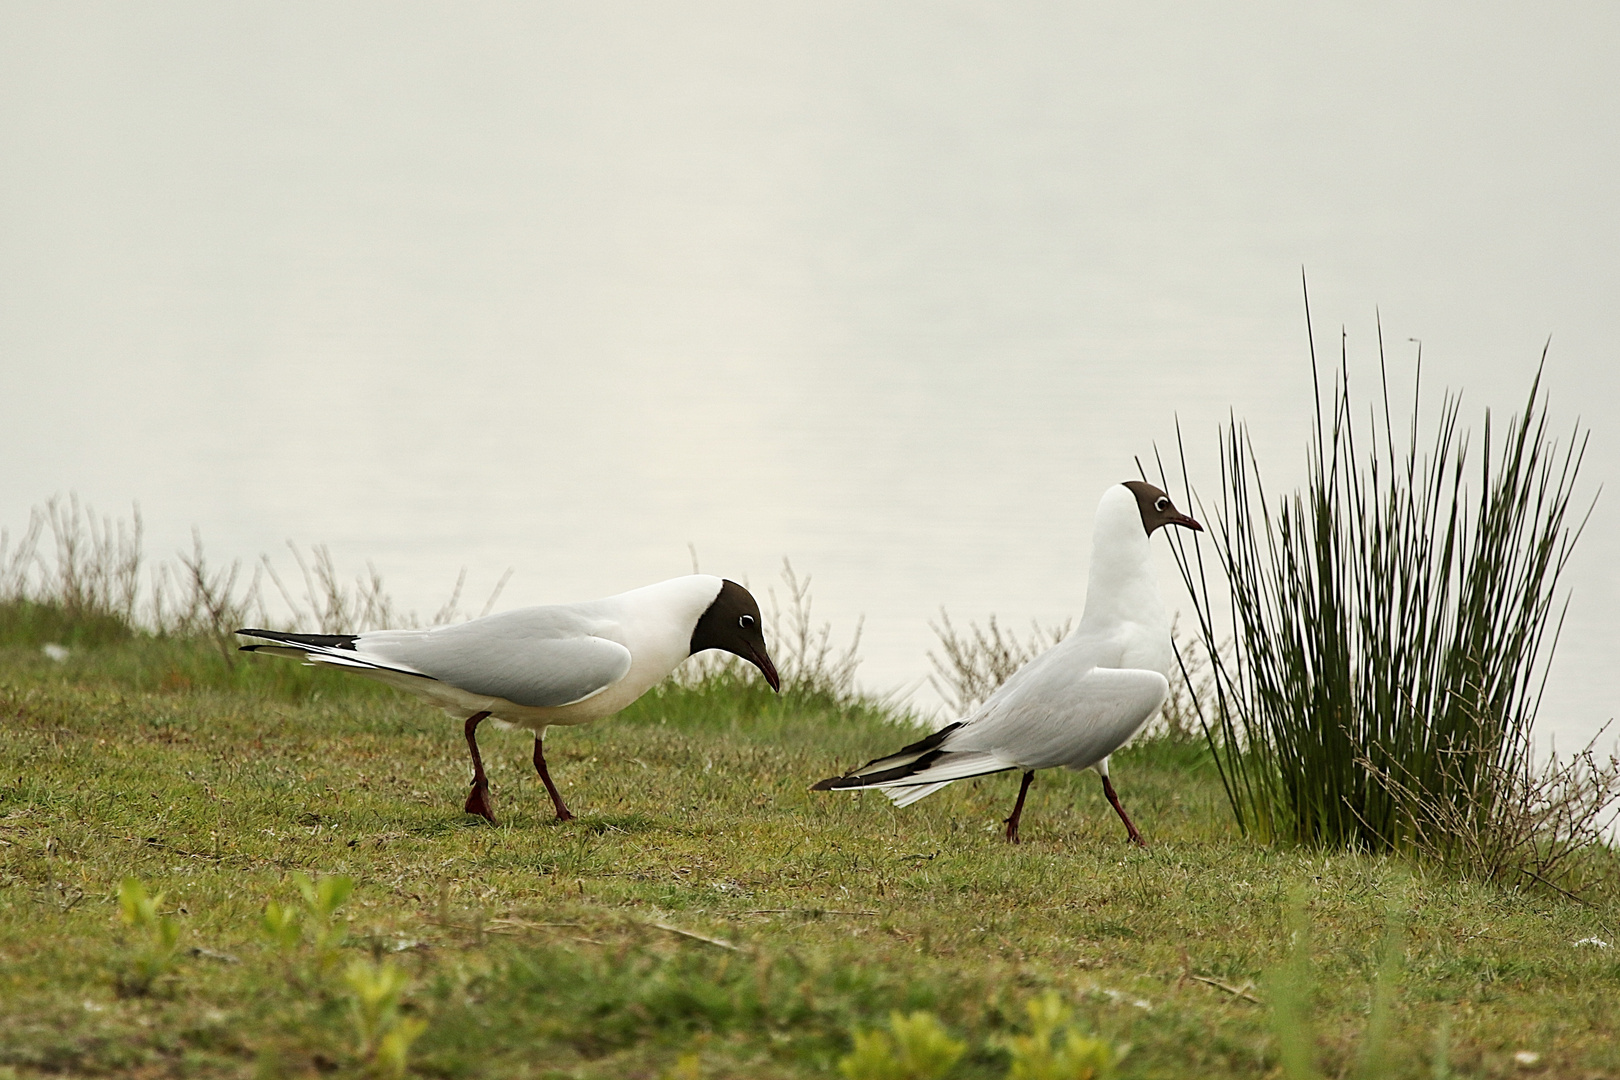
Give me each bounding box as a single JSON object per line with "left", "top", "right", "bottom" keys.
{"left": 232, "top": 629, "right": 360, "bottom": 650}
{"left": 809, "top": 721, "right": 970, "bottom": 794}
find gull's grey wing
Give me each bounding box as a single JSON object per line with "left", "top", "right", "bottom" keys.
{"left": 949, "top": 665, "right": 1168, "bottom": 771}
{"left": 353, "top": 605, "right": 634, "bottom": 709}
{"left": 960, "top": 629, "right": 1120, "bottom": 717}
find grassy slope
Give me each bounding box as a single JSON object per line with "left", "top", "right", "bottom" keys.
{"left": 1, "top": 639, "right": 1617, "bottom": 1079}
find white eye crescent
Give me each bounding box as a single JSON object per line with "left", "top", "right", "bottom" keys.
{"left": 1154, "top": 497, "right": 1170, "bottom": 512}
{"left": 739, "top": 614, "right": 756, "bottom": 629}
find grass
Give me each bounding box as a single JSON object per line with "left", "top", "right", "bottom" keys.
{"left": 3, "top": 635, "right": 1619, "bottom": 1078}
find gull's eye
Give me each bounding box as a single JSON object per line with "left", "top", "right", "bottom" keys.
{"left": 1154, "top": 497, "right": 1170, "bottom": 512}
{"left": 739, "top": 614, "right": 756, "bottom": 630}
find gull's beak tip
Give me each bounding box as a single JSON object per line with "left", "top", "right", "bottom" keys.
{"left": 757, "top": 653, "right": 782, "bottom": 693}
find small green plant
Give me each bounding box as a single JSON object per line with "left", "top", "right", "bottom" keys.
{"left": 1353, "top": 906, "right": 1405, "bottom": 1080}
{"left": 1002, "top": 993, "right": 1116, "bottom": 1080}
{"left": 1268, "top": 897, "right": 1322, "bottom": 1080}
{"left": 1430, "top": 1018, "right": 1452, "bottom": 1080}
{"left": 261, "top": 872, "right": 354, "bottom": 977}
{"left": 115, "top": 877, "right": 181, "bottom": 996}
{"left": 344, "top": 957, "right": 428, "bottom": 1078}
{"left": 261, "top": 897, "right": 303, "bottom": 954}
{"left": 1268, "top": 894, "right": 1424, "bottom": 1080}
{"left": 662, "top": 1050, "right": 706, "bottom": 1079}
{"left": 294, "top": 871, "right": 354, "bottom": 952}
{"left": 839, "top": 1010, "right": 966, "bottom": 1080}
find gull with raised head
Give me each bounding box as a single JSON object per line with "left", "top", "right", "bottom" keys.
{"left": 812, "top": 481, "right": 1201, "bottom": 845}
{"left": 239, "top": 575, "right": 779, "bottom": 824}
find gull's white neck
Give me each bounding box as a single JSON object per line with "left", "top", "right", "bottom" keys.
{"left": 1077, "top": 485, "right": 1168, "bottom": 643}
{"left": 606, "top": 574, "right": 724, "bottom": 659}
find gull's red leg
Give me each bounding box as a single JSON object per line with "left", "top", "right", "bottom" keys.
{"left": 462, "top": 711, "right": 497, "bottom": 824}
{"left": 1100, "top": 773, "right": 1145, "bottom": 847}
{"left": 1004, "top": 770, "right": 1035, "bottom": 844}
{"left": 534, "top": 732, "right": 575, "bottom": 821}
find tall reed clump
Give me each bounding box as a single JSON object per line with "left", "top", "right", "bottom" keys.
{"left": 1163, "top": 311, "right": 1608, "bottom": 888}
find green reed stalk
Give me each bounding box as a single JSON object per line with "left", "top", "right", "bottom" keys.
{"left": 1160, "top": 293, "right": 1589, "bottom": 857}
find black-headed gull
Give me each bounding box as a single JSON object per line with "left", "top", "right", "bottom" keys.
{"left": 239, "top": 575, "right": 779, "bottom": 824}
{"left": 813, "top": 481, "right": 1201, "bottom": 845}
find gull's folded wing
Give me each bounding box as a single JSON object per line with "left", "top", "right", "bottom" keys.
{"left": 948, "top": 665, "right": 1168, "bottom": 770}
{"left": 241, "top": 604, "right": 635, "bottom": 710}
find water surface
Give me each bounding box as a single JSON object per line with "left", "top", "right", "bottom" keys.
{"left": 2, "top": 4, "right": 1615, "bottom": 746}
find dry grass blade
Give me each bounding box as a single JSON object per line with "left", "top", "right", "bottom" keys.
{"left": 651, "top": 922, "right": 746, "bottom": 952}
{"left": 765, "top": 559, "right": 864, "bottom": 699}
{"left": 1355, "top": 727, "right": 1620, "bottom": 897}
{"left": 1190, "top": 974, "right": 1264, "bottom": 1005}
{"left": 283, "top": 542, "right": 402, "bottom": 634}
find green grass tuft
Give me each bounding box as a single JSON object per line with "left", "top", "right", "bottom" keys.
{"left": 0, "top": 598, "right": 135, "bottom": 648}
